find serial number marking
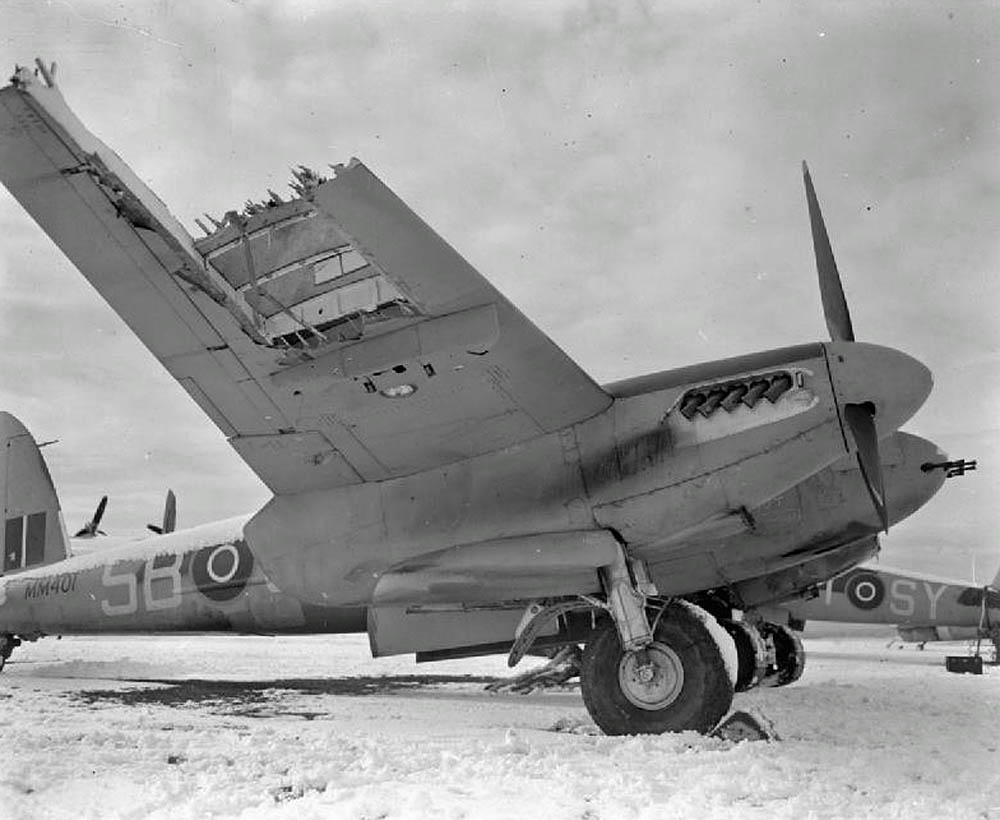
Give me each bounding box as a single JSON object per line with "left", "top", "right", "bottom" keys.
{"left": 24, "top": 572, "right": 78, "bottom": 599}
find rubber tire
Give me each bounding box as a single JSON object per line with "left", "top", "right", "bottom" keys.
{"left": 721, "top": 619, "right": 768, "bottom": 692}
{"left": 759, "top": 623, "right": 806, "bottom": 687}
{"left": 580, "top": 603, "right": 734, "bottom": 735}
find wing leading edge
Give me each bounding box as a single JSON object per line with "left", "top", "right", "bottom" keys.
{"left": 0, "top": 64, "right": 611, "bottom": 493}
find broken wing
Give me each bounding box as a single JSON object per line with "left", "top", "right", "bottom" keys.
{"left": 0, "top": 67, "right": 611, "bottom": 492}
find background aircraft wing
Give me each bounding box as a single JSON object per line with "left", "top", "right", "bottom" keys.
{"left": 0, "top": 67, "right": 611, "bottom": 493}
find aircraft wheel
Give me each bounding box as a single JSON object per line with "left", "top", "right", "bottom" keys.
{"left": 721, "top": 620, "right": 768, "bottom": 692}
{"left": 759, "top": 623, "right": 805, "bottom": 687}
{"left": 580, "top": 602, "right": 734, "bottom": 735}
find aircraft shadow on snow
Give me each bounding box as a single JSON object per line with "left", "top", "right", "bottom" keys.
{"left": 72, "top": 674, "right": 508, "bottom": 717}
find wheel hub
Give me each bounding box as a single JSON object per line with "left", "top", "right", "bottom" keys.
{"left": 618, "top": 643, "right": 684, "bottom": 711}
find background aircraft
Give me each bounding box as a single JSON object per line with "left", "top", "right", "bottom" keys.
{"left": 0, "top": 61, "right": 945, "bottom": 735}
{"left": 779, "top": 560, "right": 1000, "bottom": 657}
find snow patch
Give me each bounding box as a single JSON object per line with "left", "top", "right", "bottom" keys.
{"left": 6, "top": 514, "right": 253, "bottom": 579}
{"left": 4, "top": 634, "right": 1000, "bottom": 819}
{"left": 493, "top": 727, "right": 531, "bottom": 755}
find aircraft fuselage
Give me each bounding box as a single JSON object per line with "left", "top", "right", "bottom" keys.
{"left": 1, "top": 340, "right": 933, "bottom": 649}
{"left": 785, "top": 566, "right": 1000, "bottom": 631}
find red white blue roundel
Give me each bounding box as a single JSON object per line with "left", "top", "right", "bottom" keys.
{"left": 192, "top": 541, "right": 254, "bottom": 601}
{"left": 845, "top": 571, "right": 885, "bottom": 610}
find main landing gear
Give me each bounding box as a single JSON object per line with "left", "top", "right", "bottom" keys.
{"left": 509, "top": 550, "right": 806, "bottom": 736}
{"left": 575, "top": 609, "right": 805, "bottom": 735}
{"left": 581, "top": 601, "right": 735, "bottom": 735}
{"left": 574, "top": 546, "right": 737, "bottom": 736}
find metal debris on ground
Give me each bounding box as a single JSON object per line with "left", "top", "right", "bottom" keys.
{"left": 711, "top": 710, "right": 781, "bottom": 742}
{"left": 485, "top": 645, "right": 583, "bottom": 694}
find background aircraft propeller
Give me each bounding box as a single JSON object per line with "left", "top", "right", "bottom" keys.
{"left": 803, "top": 162, "right": 888, "bottom": 533}
{"left": 74, "top": 494, "right": 108, "bottom": 538}
{"left": 147, "top": 489, "right": 177, "bottom": 535}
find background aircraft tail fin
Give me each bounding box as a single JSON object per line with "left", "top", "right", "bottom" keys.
{"left": 0, "top": 412, "right": 69, "bottom": 575}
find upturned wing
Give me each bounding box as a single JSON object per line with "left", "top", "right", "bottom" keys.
{"left": 0, "top": 64, "right": 611, "bottom": 493}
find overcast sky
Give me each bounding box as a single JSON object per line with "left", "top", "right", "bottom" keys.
{"left": 0, "top": 1, "right": 997, "bottom": 579}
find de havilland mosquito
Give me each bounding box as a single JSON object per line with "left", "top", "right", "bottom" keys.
{"left": 779, "top": 558, "right": 999, "bottom": 654}
{"left": 0, "top": 61, "right": 957, "bottom": 735}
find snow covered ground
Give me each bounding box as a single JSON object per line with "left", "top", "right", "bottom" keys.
{"left": 1, "top": 634, "right": 998, "bottom": 820}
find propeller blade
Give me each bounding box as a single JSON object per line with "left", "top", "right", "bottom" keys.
{"left": 74, "top": 495, "right": 109, "bottom": 537}
{"left": 147, "top": 490, "right": 176, "bottom": 535}
{"left": 844, "top": 403, "right": 888, "bottom": 533}
{"left": 92, "top": 495, "right": 108, "bottom": 528}
{"left": 163, "top": 489, "right": 176, "bottom": 535}
{"left": 803, "top": 161, "right": 855, "bottom": 342}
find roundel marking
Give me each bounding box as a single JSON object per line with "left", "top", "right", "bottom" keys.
{"left": 207, "top": 544, "right": 239, "bottom": 584}
{"left": 846, "top": 572, "right": 884, "bottom": 610}
{"left": 192, "top": 541, "right": 254, "bottom": 602}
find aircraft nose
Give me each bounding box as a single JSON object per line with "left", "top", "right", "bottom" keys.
{"left": 884, "top": 433, "right": 948, "bottom": 525}
{"left": 824, "top": 342, "right": 932, "bottom": 437}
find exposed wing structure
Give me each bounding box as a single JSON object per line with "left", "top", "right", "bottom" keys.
{"left": 0, "top": 66, "right": 610, "bottom": 493}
